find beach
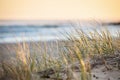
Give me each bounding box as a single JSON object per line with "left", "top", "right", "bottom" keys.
{"left": 0, "top": 23, "right": 120, "bottom": 80}
{"left": 0, "top": 39, "right": 120, "bottom": 80}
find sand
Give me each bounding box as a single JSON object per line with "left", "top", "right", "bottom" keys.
{"left": 0, "top": 41, "right": 120, "bottom": 80}
{"left": 32, "top": 65, "right": 120, "bottom": 80}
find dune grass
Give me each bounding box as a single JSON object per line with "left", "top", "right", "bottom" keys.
{"left": 0, "top": 28, "right": 120, "bottom": 80}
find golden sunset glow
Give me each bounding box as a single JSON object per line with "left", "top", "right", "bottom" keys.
{"left": 0, "top": 0, "right": 120, "bottom": 21}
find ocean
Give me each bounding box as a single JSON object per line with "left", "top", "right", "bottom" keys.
{"left": 0, "top": 22, "right": 120, "bottom": 43}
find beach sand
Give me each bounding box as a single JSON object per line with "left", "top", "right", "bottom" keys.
{"left": 0, "top": 41, "right": 120, "bottom": 80}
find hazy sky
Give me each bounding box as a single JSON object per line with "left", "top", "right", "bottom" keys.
{"left": 0, "top": 0, "right": 120, "bottom": 21}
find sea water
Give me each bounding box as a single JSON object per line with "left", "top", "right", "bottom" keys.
{"left": 0, "top": 23, "right": 120, "bottom": 43}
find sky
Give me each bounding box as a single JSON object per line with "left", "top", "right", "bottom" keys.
{"left": 0, "top": 0, "right": 120, "bottom": 21}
